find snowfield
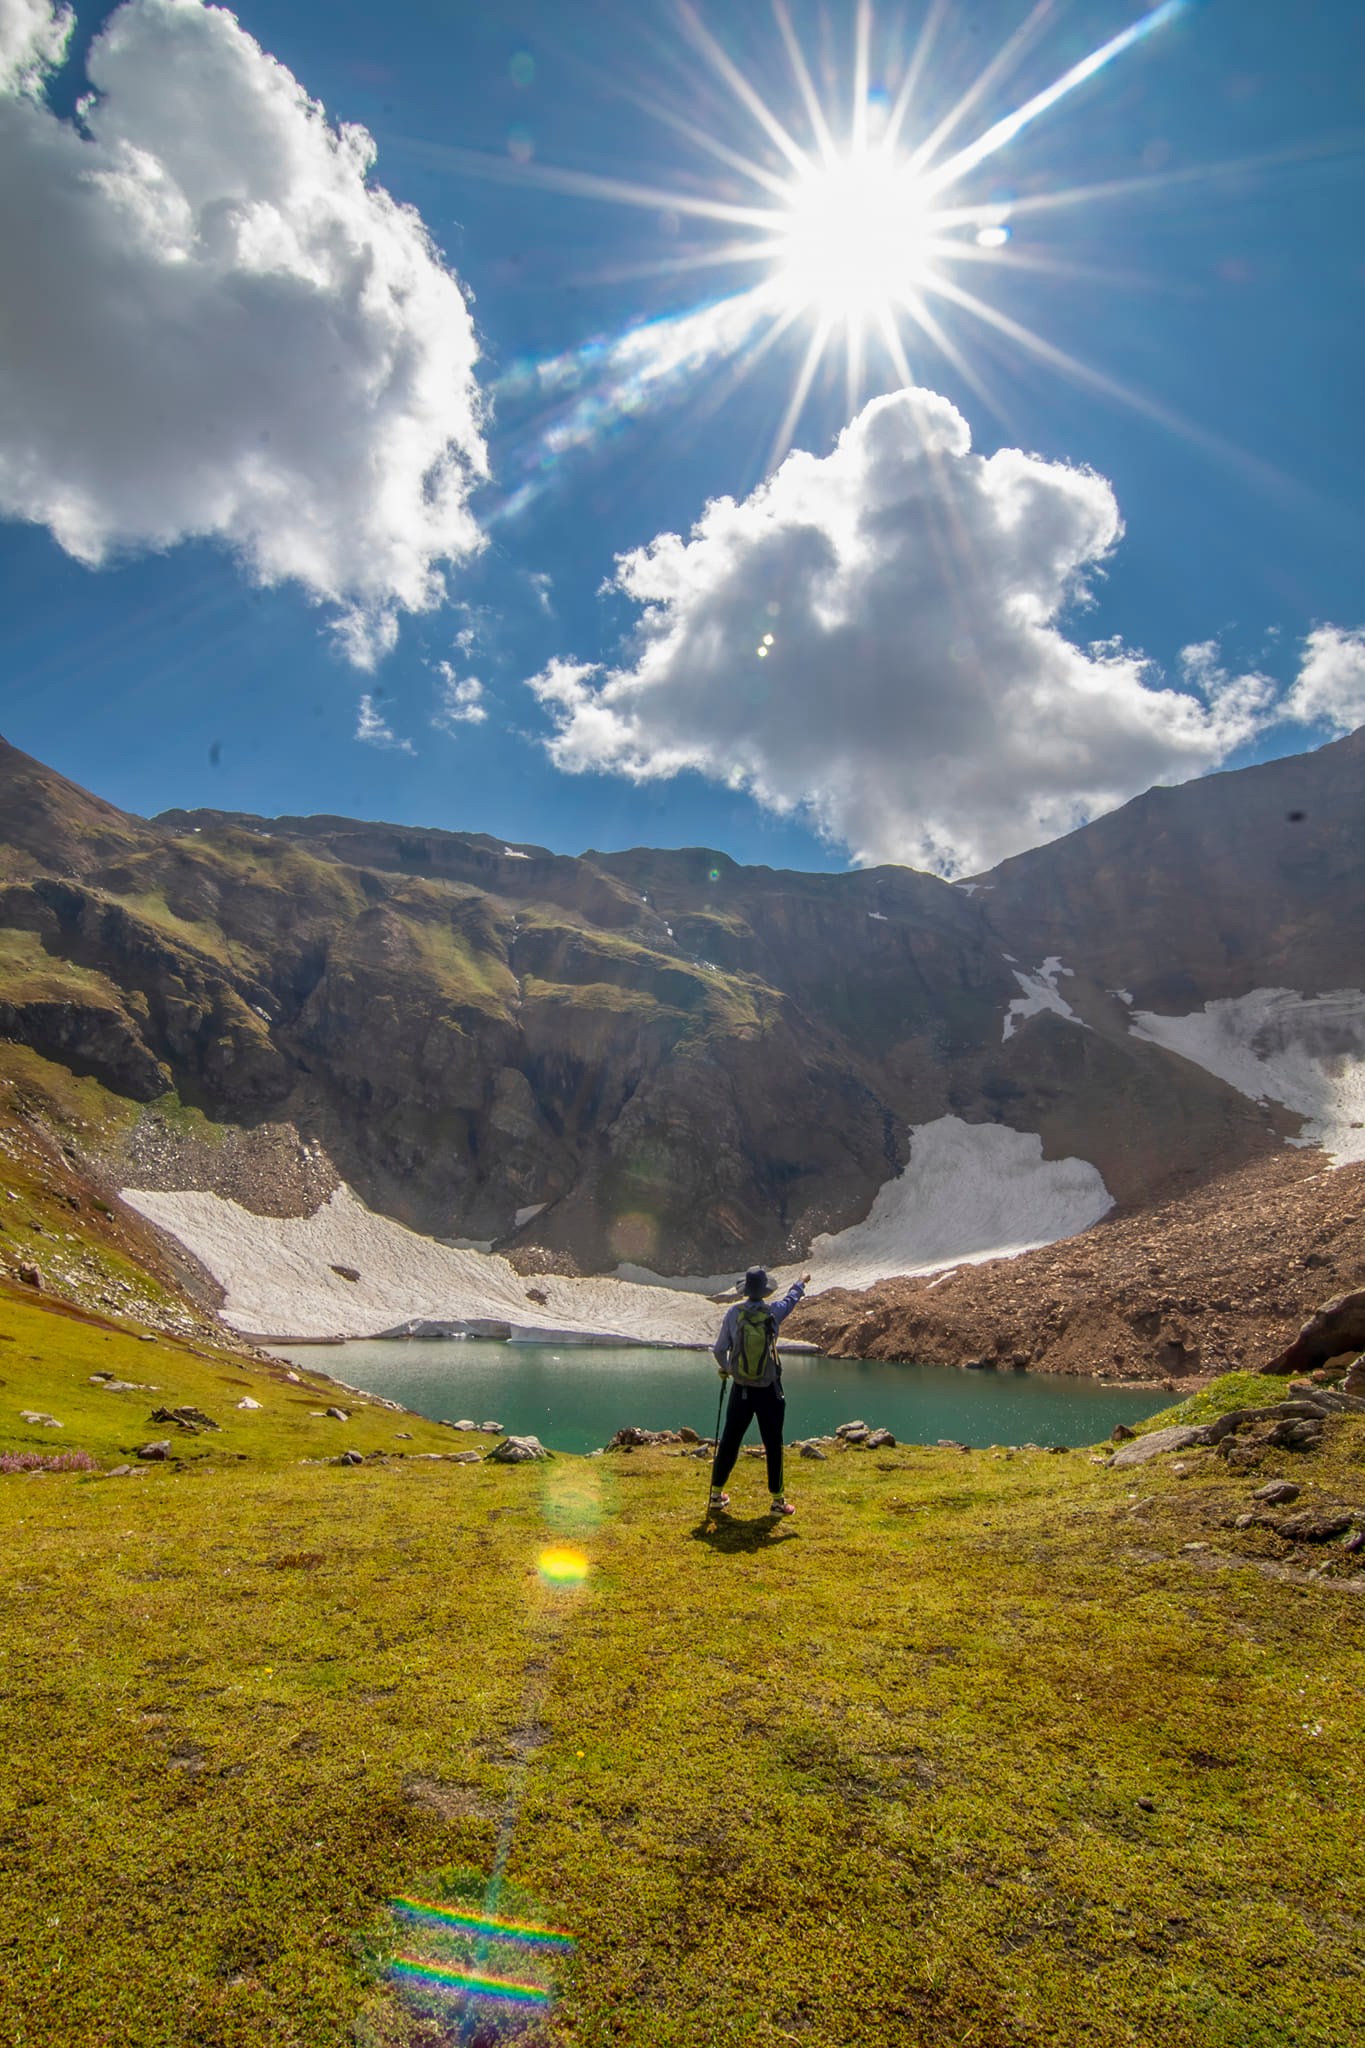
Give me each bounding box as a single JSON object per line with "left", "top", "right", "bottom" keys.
{"left": 801, "top": 1116, "right": 1114, "bottom": 1292}
{"left": 124, "top": 1115, "right": 1116, "bottom": 1339}
{"left": 121, "top": 1184, "right": 722, "bottom": 1345}
{"left": 1129, "top": 987, "right": 1365, "bottom": 1165}
{"left": 1002, "top": 957, "right": 1087, "bottom": 1042}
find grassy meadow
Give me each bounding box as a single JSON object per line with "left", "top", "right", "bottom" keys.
{"left": 2, "top": 1284, "right": 1363, "bottom": 2047}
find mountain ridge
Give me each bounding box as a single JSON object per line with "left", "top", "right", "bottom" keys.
{"left": 0, "top": 729, "right": 1361, "bottom": 1298}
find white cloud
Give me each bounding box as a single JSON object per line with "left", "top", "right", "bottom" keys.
{"left": 0, "top": 0, "right": 72, "bottom": 93}
{"left": 432, "top": 661, "right": 487, "bottom": 729}
{"left": 1282, "top": 626, "right": 1365, "bottom": 735}
{"left": 356, "top": 694, "right": 414, "bottom": 752}
{"left": 0, "top": 0, "right": 486, "bottom": 663}
{"left": 526, "top": 387, "right": 1287, "bottom": 874}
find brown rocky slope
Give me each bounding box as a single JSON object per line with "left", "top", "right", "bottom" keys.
{"left": 789, "top": 1151, "right": 1365, "bottom": 1383}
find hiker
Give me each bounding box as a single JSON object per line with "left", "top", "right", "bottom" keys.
{"left": 708, "top": 1266, "right": 811, "bottom": 1518}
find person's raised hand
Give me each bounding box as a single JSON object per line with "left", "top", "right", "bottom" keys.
{"left": 799, "top": 1271, "right": 812, "bottom": 1284}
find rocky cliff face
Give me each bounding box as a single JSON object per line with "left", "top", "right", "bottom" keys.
{"left": 0, "top": 729, "right": 1360, "bottom": 1277}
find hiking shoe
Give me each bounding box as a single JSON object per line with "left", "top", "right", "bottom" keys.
{"left": 769, "top": 1497, "right": 795, "bottom": 1517}
{"left": 708, "top": 1491, "right": 731, "bottom": 1512}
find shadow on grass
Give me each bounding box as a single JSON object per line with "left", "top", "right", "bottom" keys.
{"left": 688, "top": 1513, "right": 801, "bottom": 1554}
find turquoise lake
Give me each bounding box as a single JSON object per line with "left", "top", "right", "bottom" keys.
{"left": 277, "top": 1338, "right": 1170, "bottom": 1455}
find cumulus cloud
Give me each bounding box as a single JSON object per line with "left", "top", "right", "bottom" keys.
{"left": 0, "top": 0, "right": 486, "bottom": 662}
{"left": 432, "top": 662, "right": 487, "bottom": 729}
{"left": 1282, "top": 626, "right": 1365, "bottom": 735}
{"left": 0, "top": 0, "right": 72, "bottom": 92}
{"left": 526, "top": 387, "right": 1310, "bottom": 873}
{"left": 355, "top": 694, "right": 413, "bottom": 752}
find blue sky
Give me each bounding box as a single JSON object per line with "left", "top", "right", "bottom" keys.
{"left": 0, "top": 0, "right": 1361, "bottom": 872}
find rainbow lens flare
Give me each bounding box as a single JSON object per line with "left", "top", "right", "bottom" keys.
{"left": 392, "top": 1897, "right": 574, "bottom": 1951}
{"left": 392, "top": 1956, "right": 551, "bottom": 2007}
{"left": 536, "top": 1543, "right": 590, "bottom": 1587}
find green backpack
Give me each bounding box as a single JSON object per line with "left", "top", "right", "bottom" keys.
{"left": 732, "top": 1302, "right": 778, "bottom": 1385}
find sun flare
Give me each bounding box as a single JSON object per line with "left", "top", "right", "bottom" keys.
{"left": 773, "top": 153, "right": 935, "bottom": 322}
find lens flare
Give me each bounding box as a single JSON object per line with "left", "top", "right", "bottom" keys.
{"left": 392, "top": 1898, "right": 575, "bottom": 1950}
{"left": 536, "top": 1543, "right": 590, "bottom": 1586}
{"left": 392, "top": 1955, "right": 552, "bottom": 2007}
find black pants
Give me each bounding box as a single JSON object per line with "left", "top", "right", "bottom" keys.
{"left": 711, "top": 1380, "right": 785, "bottom": 1496}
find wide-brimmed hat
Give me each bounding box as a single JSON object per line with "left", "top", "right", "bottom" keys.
{"left": 743, "top": 1266, "right": 771, "bottom": 1296}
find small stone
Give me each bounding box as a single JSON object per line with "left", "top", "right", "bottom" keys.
{"left": 1253, "top": 1480, "right": 1300, "bottom": 1505}
{"left": 678, "top": 1426, "right": 700, "bottom": 1445}
{"left": 1136, "top": 1796, "right": 1157, "bottom": 1813}
{"left": 137, "top": 1333, "right": 156, "bottom": 1343}
{"left": 337, "top": 1449, "right": 364, "bottom": 1466}
{"left": 16, "top": 1261, "right": 42, "bottom": 1288}
{"left": 1181, "top": 1542, "right": 1208, "bottom": 1552}
{"left": 150, "top": 1405, "right": 219, "bottom": 1431}
{"left": 479, "top": 1421, "right": 503, "bottom": 1434}
{"left": 106, "top": 1464, "right": 132, "bottom": 1478}
{"left": 236, "top": 1397, "right": 262, "bottom": 1411}
{"left": 19, "top": 1410, "right": 62, "bottom": 1429}
{"left": 330, "top": 1265, "right": 361, "bottom": 1282}
{"left": 1342, "top": 1530, "right": 1365, "bottom": 1554}
{"left": 1111, "top": 1423, "right": 1137, "bottom": 1442}
{"left": 394, "top": 1431, "right": 413, "bottom": 1440}
{"left": 800, "top": 1442, "right": 828, "bottom": 1460}
{"left": 1047, "top": 1445, "right": 1072, "bottom": 1455}
{"left": 450, "top": 1451, "right": 481, "bottom": 1465}
{"left": 1234, "top": 1512, "right": 1256, "bottom": 1529}
{"left": 1170, "top": 1462, "right": 1190, "bottom": 1476}
{"left": 454, "top": 1420, "right": 477, "bottom": 1431}
{"left": 137, "top": 1441, "right": 172, "bottom": 1461}
{"left": 864, "top": 1428, "right": 897, "bottom": 1449}
{"left": 835, "top": 1420, "right": 869, "bottom": 1439}
{"left": 325, "top": 1407, "right": 349, "bottom": 1423}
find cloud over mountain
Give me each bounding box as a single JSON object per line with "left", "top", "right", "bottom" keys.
{"left": 0, "top": 0, "right": 486, "bottom": 664}
{"left": 528, "top": 386, "right": 1336, "bottom": 873}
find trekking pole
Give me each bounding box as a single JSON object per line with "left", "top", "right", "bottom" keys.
{"left": 707, "top": 1372, "right": 726, "bottom": 1509}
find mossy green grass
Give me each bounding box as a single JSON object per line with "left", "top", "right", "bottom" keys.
{"left": 2, "top": 1337, "right": 1362, "bottom": 2046}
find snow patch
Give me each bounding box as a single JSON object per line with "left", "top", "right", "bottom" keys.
{"left": 502, "top": 847, "right": 529, "bottom": 859}
{"left": 802, "top": 1116, "right": 1113, "bottom": 1293}
{"left": 1002, "top": 957, "right": 1086, "bottom": 1042}
{"left": 1129, "top": 988, "right": 1365, "bottom": 1165}
{"left": 867, "top": 910, "right": 888, "bottom": 921}
{"left": 121, "top": 1184, "right": 719, "bottom": 1345}
{"left": 1110, "top": 988, "right": 1133, "bottom": 1006}
{"left": 513, "top": 1203, "right": 546, "bottom": 1229}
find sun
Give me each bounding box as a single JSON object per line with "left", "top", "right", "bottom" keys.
{"left": 773, "top": 153, "right": 935, "bottom": 323}
{"left": 452, "top": 1, "right": 1200, "bottom": 499}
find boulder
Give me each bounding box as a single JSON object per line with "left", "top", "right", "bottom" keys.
{"left": 479, "top": 1421, "right": 504, "bottom": 1435}
{"left": 336, "top": 1449, "right": 364, "bottom": 1466}
{"left": 236, "top": 1397, "right": 262, "bottom": 1411}
{"left": 1111, "top": 1423, "right": 1137, "bottom": 1442}
{"left": 835, "top": 1420, "right": 868, "bottom": 1438}
{"left": 1108, "top": 1424, "right": 1206, "bottom": 1469}
{"left": 137, "top": 1440, "right": 172, "bottom": 1460}
{"left": 450, "top": 1451, "right": 482, "bottom": 1465}
{"left": 800, "top": 1442, "right": 828, "bottom": 1460}
{"left": 1274, "top": 1507, "right": 1355, "bottom": 1544}
{"left": 325, "top": 1407, "right": 350, "bottom": 1423}
{"left": 487, "top": 1435, "right": 552, "bottom": 1464}
{"left": 864, "top": 1428, "right": 897, "bottom": 1449}
{"left": 16, "top": 1261, "right": 42, "bottom": 1288}
{"left": 1253, "top": 1480, "right": 1300, "bottom": 1505}
{"left": 1265, "top": 1289, "right": 1365, "bottom": 1377}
